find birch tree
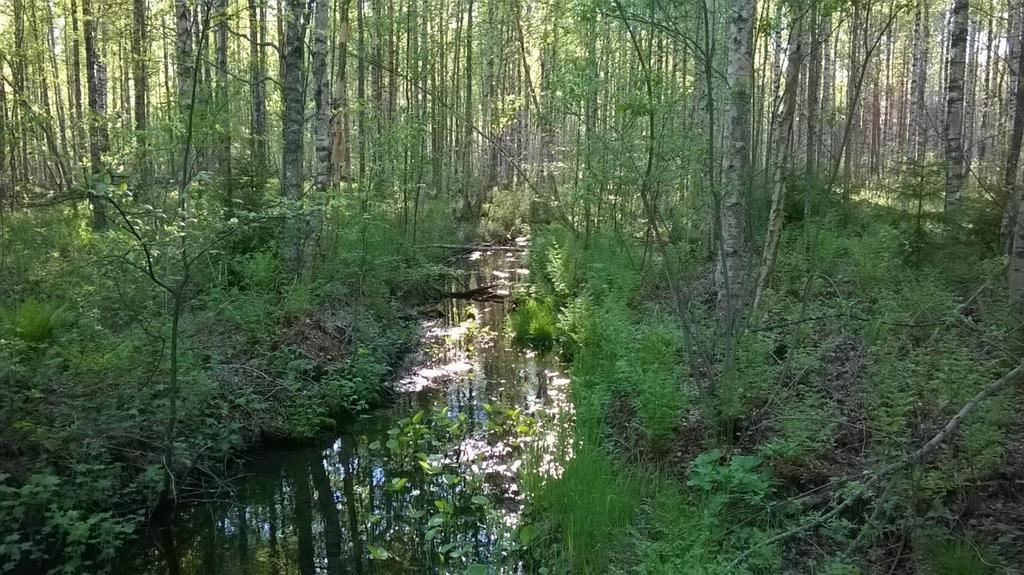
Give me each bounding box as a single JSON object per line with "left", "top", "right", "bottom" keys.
{"left": 83, "top": 0, "right": 109, "bottom": 230}
{"left": 717, "top": 0, "right": 755, "bottom": 333}
{"left": 944, "top": 0, "right": 969, "bottom": 210}
{"left": 281, "top": 0, "right": 310, "bottom": 271}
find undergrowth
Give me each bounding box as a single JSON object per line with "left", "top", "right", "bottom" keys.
{"left": 0, "top": 195, "right": 454, "bottom": 573}
{"left": 517, "top": 202, "right": 1019, "bottom": 573}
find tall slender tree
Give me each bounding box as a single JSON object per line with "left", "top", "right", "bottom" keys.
{"left": 1007, "top": 9, "right": 1024, "bottom": 301}
{"left": 248, "top": 0, "right": 267, "bottom": 189}
{"left": 944, "top": 0, "right": 969, "bottom": 210}
{"left": 907, "top": 0, "right": 930, "bottom": 164}
{"left": 82, "top": 0, "right": 109, "bottom": 230}
{"left": 214, "top": 0, "right": 231, "bottom": 205}
{"left": 312, "top": 0, "right": 332, "bottom": 195}
{"left": 755, "top": 8, "right": 802, "bottom": 312}
{"left": 717, "top": 0, "right": 755, "bottom": 333}
{"left": 281, "top": 0, "right": 310, "bottom": 271}
{"left": 132, "top": 0, "right": 150, "bottom": 185}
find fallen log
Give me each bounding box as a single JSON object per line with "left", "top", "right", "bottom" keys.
{"left": 440, "top": 284, "right": 507, "bottom": 302}
{"left": 425, "top": 243, "right": 527, "bottom": 252}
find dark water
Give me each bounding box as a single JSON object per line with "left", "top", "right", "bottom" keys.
{"left": 129, "top": 249, "right": 573, "bottom": 574}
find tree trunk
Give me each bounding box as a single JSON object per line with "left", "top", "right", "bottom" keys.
{"left": 356, "top": 0, "right": 366, "bottom": 182}
{"left": 290, "top": 465, "right": 315, "bottom": 575}
{"left": 754, "top": 10, "right": 802, "bottom": 313}
{"left": 175, "top": 0, "right": 194, "bottom": 112}
{"left": 83, "top": 0, "right": 108, "bottom": 230}
{"left": 1007, "top": 1, "right": 1022, "bottom": 161}
{"left": 175, "top": 0, "right": 194, "bottom": 183}
{"left": 69, "top": 0, "right": 85, "bottom": 168}
{"left": 312, "top": 0, "right": 332, "bottom": 195}
{"left": 44, "top": 0, "right": 71, "bottom": 186}
{"left": 331, "top": 0, "right": 351, "bottom": 182}
{"left": 821, "top": 14, "right": 835, "bottom": 167}
{"left": 843, "top": 1, "right": 862, "bottom": 197}
{"left": 963, "top": 17, "right": 979, "bottom": 172}
{"left": 281, "top": 0, "right": 310, "bottom": 272}
{"left": 907, "top": 0, "right": 930, "bottom": 164}
{"left": 979, "top": 14, "right": 994, "bottom": 163}
{"left": 126, "top": 10, "right": 149, "bottom": 182}
{"left": 310, "top": 458, "right": 344, "bottom": 575}
{"left": 1007, "top": 14, "right": 1024, "bottom": 302}
{"left": 214, "top": 0, "right": 231, "bottom": 206}
{"left": 805, "top": 4, "right": 822, "bottom": 173}
{"left": 716, "top": 0, "right": 755, "bottom": 333}
{"left": 248, "top": 0, "right": 267, "bottom": 192}
{"left": 1005, "top": 1, "right": 1024, "bottom": 233}
{"left": 999, "top": 13, "right": 1024, "bottom": 300}
{"left": 462, "top": 0, "right": 476, "bottom": 218}
{"left": 944, "top": 0, "right": 969, "bottom": 210}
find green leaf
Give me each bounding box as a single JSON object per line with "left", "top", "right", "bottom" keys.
{"left": 367, "top": 545, "right": 391, "bottom": 560}
{"left": 386, "top": 439, "right": 400, "bottom": 450}
{"left": 471, "top": 495, "right": 489, "bottom": 506}
{"left": 465, "top": 565, "right": 489, "bottom": 575}
{"left": 419, "top": 460, "right": 442, "bottom": 474}
{"left": 517, "top": 524, "right": 539, "bottom": 547}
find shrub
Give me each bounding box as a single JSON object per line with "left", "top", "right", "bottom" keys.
{"left": 6, "top": 299, "right": 59, "bottom": 343}
{"left": 508, "top": 296, "right": 557, "bottom": 351}
{"left": 480, "top": 186, "right": 533, "bottom": 241}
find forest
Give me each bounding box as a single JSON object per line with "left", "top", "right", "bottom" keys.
{"left": 2, "top": 0, "right": 1024, "bottom": 571}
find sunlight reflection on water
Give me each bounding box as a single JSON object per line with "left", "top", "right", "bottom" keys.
{"left": 128, "top": 247, "right": 575, "bottom": 574}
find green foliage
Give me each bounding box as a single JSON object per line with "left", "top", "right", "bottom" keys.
{"left": 4, "top": 299, "right": 60, "bottom": 343}
{"left": 919, "top": 533, "right": 997, "bottom": 575}
{"left": 757, "top": 388, "right": 837, "bottom": 464}
{"left": 239, "top": 250, "right": 281, "bottom": 290}
{"left": 480, "top": 186, "right": 533, "bottom": 241}
{"left": 616, "top": 469, "right": 780, "bottom": 574}
{"left": 0, "top": 189, "right": 444, "bottom": 569}
{"left": 0, "top": 473, "right": 138, "bottom": 574}
{"left": 531, "top": 444, "right": 642, "bottom": 573}
{"left": 525, "top": 199, "right": 1016, "bottom": 573}
{"left": 893, "top": 159, "right": 946, "bottom": 258}
{"left": 714, "top": 333, "right": 778, "bottom": 435}
{"left": 618, "top": 325, "right": 688, "bottom": 446}
{"left": 687, "top": 450, "right": 772, "bottom": 512}
{"left": 508, "top": 296, "right": 556, "bottom": 351}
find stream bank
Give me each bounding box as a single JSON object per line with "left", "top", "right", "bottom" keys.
{"left": 123, "top": 248, "right": 574, "bottom": 574}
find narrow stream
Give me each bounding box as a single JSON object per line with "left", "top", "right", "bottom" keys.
{"left": 129, "top": 249, "right": 573, "bottom": 574}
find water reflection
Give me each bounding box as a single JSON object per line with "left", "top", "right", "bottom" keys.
{"left": 131, "top": 250, "right": 573, "bottom": 574}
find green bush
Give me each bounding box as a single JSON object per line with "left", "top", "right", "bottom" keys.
{"left": 480, "top": 186, "right": 533, "bottom": 241}
{"left": 6, "top": 299, "right": 59, "bottom": 343}
{"left": 508, "top": 296, "right": 557, "bottom": 351}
